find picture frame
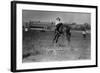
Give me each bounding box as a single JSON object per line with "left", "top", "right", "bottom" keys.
{"left": 11, "top": 1, "right": 98, "bottom": 72}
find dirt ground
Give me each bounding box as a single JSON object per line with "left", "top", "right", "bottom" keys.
{"left": 22, "top": 30, "right": 91, "bottom": 63}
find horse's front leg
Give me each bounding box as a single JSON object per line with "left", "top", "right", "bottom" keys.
{"left": 55, "top": 33, "right": 60, "bottom": 43}
{"left": 53, "top": 30, "right": 57, "bottom": 43}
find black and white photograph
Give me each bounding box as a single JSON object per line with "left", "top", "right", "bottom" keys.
{"left": 22, "top": 10, "right": 91, "bottom": 62}
{"left": 11, "top": 1, "right": 97, "bottom": 72}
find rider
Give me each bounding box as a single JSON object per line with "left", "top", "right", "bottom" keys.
{"left": 53, "top": 17, "right": 63, "bottom": 43}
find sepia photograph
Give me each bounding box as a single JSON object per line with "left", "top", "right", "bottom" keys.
{"left": 11, "top": 1, "right": 97, "bottom": 72}
{"left": 22, "top": 10, "right": 91, "bottom": 63}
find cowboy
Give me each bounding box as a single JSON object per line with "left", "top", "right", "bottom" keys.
{"left": 53, "top": 17, "right": 64, "bottom": 43}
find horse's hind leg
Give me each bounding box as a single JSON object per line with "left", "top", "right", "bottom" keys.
{"left": 68, "top": 35, "right": 71, "bottom": 42}
{"left": 66, "top": 33, "right": 70, "bottom": 42}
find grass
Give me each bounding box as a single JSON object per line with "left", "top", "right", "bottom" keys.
{"left": 22, "top": 30, "right": 91, "bottom": 63}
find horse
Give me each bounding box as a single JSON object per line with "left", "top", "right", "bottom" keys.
{"left": 53, "top": 23, "right": 71, "bottom": 43}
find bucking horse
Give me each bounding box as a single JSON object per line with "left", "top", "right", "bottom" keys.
{"left": 53, "top": 23, "right": 71, "bottom": 43}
